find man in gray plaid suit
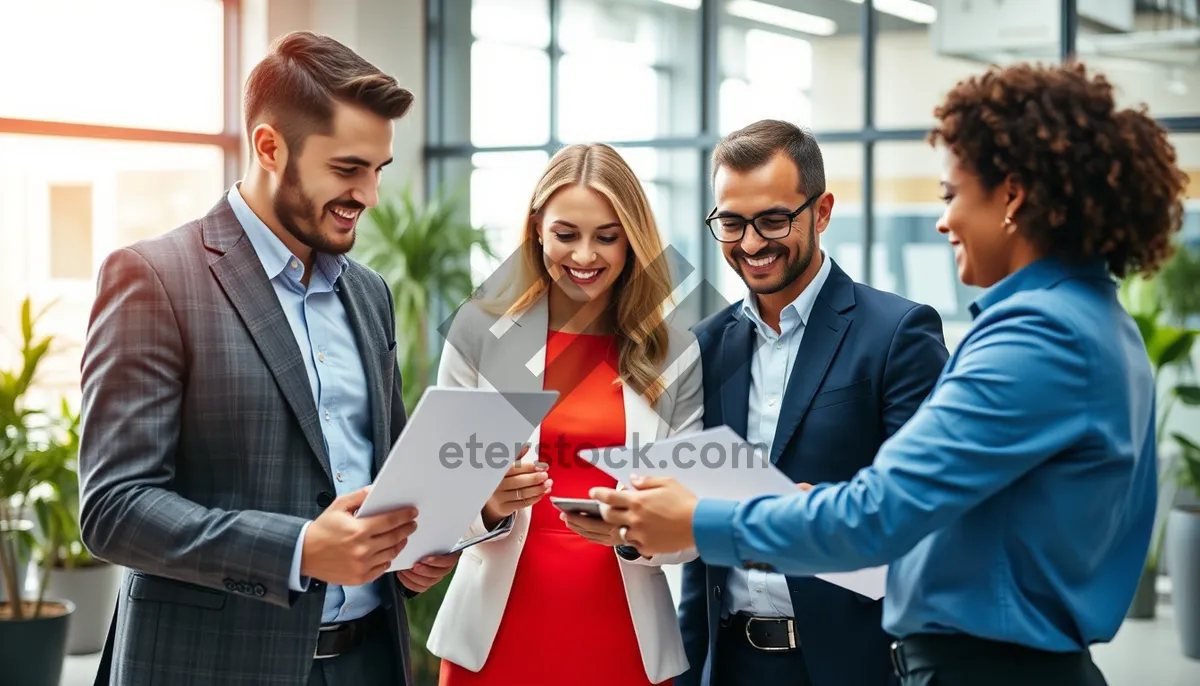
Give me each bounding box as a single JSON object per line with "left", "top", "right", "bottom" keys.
{"left": 77, "top": 31, "right": 456, "bottom": 686}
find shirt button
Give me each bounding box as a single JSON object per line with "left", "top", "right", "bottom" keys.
{"left": 775, "top": 343, "right": 783, "bottom": 350}
{"left": 336, "top": 472, "right": 344, "bottom": 482}
{"left": 318, "top": 351, "right": 326, "bottom": 362}
{"left": 324, "top": 409, "right": 330, "bottom": 421}
{"left": 290, "top": 260, "right": 299, "bottom": 270}
{"left": 767, "top": 398, "right": 777, "bottom": 407}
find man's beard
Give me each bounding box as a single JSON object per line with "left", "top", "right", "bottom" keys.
{"left": 272, "top": 157, "right": 363, "bottom": 256}
{"left": 732, "top": 214, "right": 816, "bottom": 295}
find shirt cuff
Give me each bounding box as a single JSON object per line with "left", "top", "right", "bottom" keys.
{"left": 693, "top": 498, "right": 741, "bottom": 568}
{"left": 492, "top": 512, "right": 515, "bottom": 533}
{"left": 289, "top": 521, "right": 312, "bottom": 593}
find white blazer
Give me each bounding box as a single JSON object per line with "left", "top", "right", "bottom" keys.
{"left": 425, "top": 293, "right": 704, "bottom": 684}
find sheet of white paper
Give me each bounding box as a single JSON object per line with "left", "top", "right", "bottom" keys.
{"left": 356, "top": 387, "right": 559, "bottom": 571}
{"left": 580, "top": 425, "right": 888, "bottom": 599}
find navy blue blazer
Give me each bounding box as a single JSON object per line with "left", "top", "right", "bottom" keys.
{"left": 677, "top": 258, "right": 949, "bottom": 686}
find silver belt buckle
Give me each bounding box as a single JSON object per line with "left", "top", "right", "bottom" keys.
{"left": 745, "top": 616, "right": 797, "bottom": 651}
{"left": 314, "top": 624, "right": 342, "bottom": 660}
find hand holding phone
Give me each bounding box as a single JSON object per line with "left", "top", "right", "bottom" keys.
{"left": 550, "top": 497, "right": 603, "bottom": 518}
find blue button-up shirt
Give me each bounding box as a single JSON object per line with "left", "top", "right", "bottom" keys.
{"left": 724, "top": 251, "right": 831, "bottom": 619}
{"left": 693, "top": 256, "right": 1158, "bottom": 651}
{"left": 227, "top": 184, "right": 380, "bottom": 624}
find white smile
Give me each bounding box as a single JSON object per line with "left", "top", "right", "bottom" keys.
{"left": 567, "top": 268, "right": 601, "bottom": 280}
{"left": 331, "top": 207, "right": 360, "bottom": 221}
{"left": 744, "top": 254, "right": 778, "bottom": 267}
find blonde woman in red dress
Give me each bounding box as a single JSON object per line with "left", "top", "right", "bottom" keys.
{"left": 426, "top": 143, "right": 704, "bottom": 686}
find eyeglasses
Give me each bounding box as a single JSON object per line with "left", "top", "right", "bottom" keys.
{"left": 705, "top": 194, "right": 822, "bottom": 243}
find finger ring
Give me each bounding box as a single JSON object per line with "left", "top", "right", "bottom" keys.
{"left": 618, "top": 526, "right": 629, "bottom": 545}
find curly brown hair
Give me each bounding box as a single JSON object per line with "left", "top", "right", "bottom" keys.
{"left": 928, "top": 61, "right": 1190, "bottom": 279}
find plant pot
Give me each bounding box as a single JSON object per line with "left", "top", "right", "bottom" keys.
{"left": 1126, "top": 563, "right": 1159, "bottom": 619}
{"left": 1167, "top": 505, "right": 1200, "bottom": 659}
{"left": 0, "top": 519, "right": 33, "bottom": 603}
{"left": 46, "top": 560, "right": 122, "bottom": 654}
{"left": 0, "top": 599, "right": 75, "bottom": 686}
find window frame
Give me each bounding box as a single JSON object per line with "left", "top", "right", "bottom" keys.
{"left": 424, "top": 0, "right": 1200, "bottom": 319}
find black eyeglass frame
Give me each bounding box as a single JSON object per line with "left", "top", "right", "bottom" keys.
{"left": 704, "top": 193, "right": 823, "bottom": 243}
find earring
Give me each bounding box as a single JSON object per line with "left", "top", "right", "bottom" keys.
{"left": 1003, "top": 215, "right": 1016, "bottom": 234}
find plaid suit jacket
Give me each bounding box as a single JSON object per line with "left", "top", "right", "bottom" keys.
{"left": 77, "top": 196, "right": 413, "bottom": 686}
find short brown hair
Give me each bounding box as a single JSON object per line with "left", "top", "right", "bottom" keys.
{"left": 712, "top": 120, "right": 826, "bottom": 197}
{"left": 928, "top": 61, "right": 1189, "bottom": 279}
{"left": 244, "top": 31, "right": 414, "bottom": 155}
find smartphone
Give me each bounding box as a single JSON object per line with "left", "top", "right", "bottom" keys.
{"left": 550, "top": 497, "right": 603, "bottom": 518}
{"left": 448, "top": 525, "right": 508, "bottom": 554}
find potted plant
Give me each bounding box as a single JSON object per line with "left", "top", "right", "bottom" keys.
{"left": 40, "top": 399, "right": 123, "bottom": 655}
{"left": 1120, "top": 242, "right": 1200, "bottom": 620}
{"left": 353, "top": 183, "right": 495, "bottom": 685}
{"left": 1167, "top": 431, "right": 1200, "bottom": 658}
{"left": 0, "top": 297, "right": 78, "bottom": 686}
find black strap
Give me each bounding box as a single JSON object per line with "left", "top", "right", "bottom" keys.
{"left": 92, "top": 599, "right": 117, "bottom": 686}
{"left": 891, "top": 634, "right": 1094, "bottom": 678}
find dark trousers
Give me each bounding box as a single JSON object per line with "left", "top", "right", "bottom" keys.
{"left": 714, "top": 620, "right": 812, "bottom": 686}
{"left": 891, "top": 634, "right": 1109, "bottom": 686}
{"left": 307, "top": 619, "right": 396, "bottom": 686}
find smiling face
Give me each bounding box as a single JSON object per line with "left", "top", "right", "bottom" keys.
{"left": 536, "top": 184, "right": 629, "bottom": 306}
{"left": 712, "top": 152, "right": 831, "bottom": 299}
{"left": 936, "top": 147, "right": 1024, "bottom": 288}
{"left": 266, "top": 100, "right": 395, "bottom": 255}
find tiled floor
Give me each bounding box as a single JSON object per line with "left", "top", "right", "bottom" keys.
{"left": 60, "top": 602, "right": 1200, "bottom": 685}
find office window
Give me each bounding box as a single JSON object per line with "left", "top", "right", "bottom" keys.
{"left": 0, "top": 135, "right": 225, "bottom": 294}
{"left": 0, "top": 0, "right": 226, "bottom": 133}
{"left": 426, "top": 0, "right": 1200, "bottom": 328}
{"left": 868, "top": 142, "right": 977, "bottom": 333}
{"left": 48, "top": 184, "right": 94, "bottom": 281}
{"left": 557, "top": 0, "right": 701, "bottom": 141}
{"left": 875, "top": 0, "right": 1044, "bottom": 129}
{"left": 720, "top": 0, "right": 863, "bottom": 133}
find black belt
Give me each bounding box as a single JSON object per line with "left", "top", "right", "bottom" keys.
{"left": 722, "top": 612, "right": 798, "bottom": 651}
{"left": 890, "top": 633, "right": 1092, "bottom": 678}
{"left": 314, "top": 608, "right": 386, "bottom": 660}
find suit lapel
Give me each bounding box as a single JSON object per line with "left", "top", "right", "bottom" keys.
{"left": 203, "top": 199, "right": 333, "bottom": 482}
{"left": 719, "top": 315, "right": 754, "bottom": 440}
{"left": 769, "top": 262, "right": 856, "bottom": 463}
{"left": 337, "top": 267, "right": 390, "bottom": 474}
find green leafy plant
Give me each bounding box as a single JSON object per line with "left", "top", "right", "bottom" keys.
{"left": 353, "top": 184, "right": 495, "bottom": 684}
{"left": 0, "top": 297, "right": 78, "bottom": 621}
{"left": 1157, "top": 242, "right": 1200, "bottom": 328}
{"left": 354, "top": 183, "right": 495, "bottom": 413}
{"left": 1119, "top": 269, "right": 1200, "bottom": 576}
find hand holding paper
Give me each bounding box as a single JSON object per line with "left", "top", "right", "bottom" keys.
{"left": 355, "top": 387, "right": 558, "bottom": 571}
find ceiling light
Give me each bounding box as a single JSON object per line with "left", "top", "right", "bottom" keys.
{"left": 727, "top": 0, "right": 838, "bottom": 36}
{"left": 844, "top": 0, "right": 938, "bottom": 25}
{"left": 653, "top": 0, "right": 702, "bottom": 9}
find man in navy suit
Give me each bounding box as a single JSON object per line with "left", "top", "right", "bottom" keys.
{"left": 671, "top": 120, "right": 949, "bottom": 686}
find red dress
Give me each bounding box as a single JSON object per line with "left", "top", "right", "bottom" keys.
{"left": 440, "top": 330, "right": 661, "bottom": 686}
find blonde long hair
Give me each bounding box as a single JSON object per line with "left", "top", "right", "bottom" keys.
{"left": 478, "top": 143, "right": 676, "bottom": 406}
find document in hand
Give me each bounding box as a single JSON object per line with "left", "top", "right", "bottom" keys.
{"left": 356, "top": 387, "right": 559, "bottom": 571}
{"left": 579, "top": 425, "right": 888, "bottom": 600}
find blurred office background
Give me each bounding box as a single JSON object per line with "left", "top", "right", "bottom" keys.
{"left": 0, "top": 1, "right": 1198, "bottom": 685}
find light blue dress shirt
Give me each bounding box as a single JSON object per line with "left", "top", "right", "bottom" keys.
{"left": 227, "top": 185, "right": 380, "bottom": 624}
{"left": 693, "top": 256, "right": 1158, "bottom": 652}
{"left": 724, "top": 250, "right": 831, "bottom": 619}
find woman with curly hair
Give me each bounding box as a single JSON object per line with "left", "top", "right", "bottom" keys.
{"left": 590, "top": 61, "right": 1189, "bottom": 686}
